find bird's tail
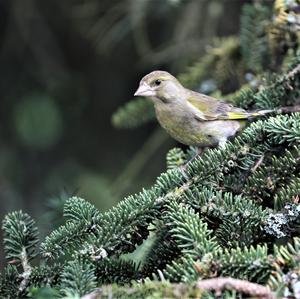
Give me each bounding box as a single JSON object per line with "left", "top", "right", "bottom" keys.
{"left": 250, "top": 109, "right": 275, "bottom": 117}
{"left": 227, "top": 106, "right": 300, "bottom": 120}
{"left": 250, "top": 105, "right": 300, "bottom": 117}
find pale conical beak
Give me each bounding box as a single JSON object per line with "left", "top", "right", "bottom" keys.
{"left": 134, "top": 83, "right": 155, "bottom": 97}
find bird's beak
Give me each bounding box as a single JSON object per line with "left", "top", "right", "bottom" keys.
{"left": 134, "top": 83, "right": 155, "bottom": 97}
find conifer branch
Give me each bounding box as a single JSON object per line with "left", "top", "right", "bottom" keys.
{"left": 286, "top": 61, "right": 300, "bottom": 79}
{"left": 18, "top": 247, "right": 32, "bottom": 293}
{"left": 196, "top": 277, "right": 275, "bottom": 299}
{"left": 2, "top": 211, "right": 39, "bottom": 295}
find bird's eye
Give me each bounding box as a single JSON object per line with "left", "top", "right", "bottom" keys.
{"left": 154, "top": 79, "right": 161, "bottom": 86}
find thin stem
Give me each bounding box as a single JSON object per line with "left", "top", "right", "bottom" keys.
{"left": 196, "top": 277, "right": 275, "bottom": 299}
{"left": 19, "top": 247, "right": 32, "bottom": 293}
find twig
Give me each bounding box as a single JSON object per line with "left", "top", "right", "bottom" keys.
{"left": 251, "top": 154, "right": 265, "bottom": 173}
{"left": 196, "top": 277, "right": 275, "bottom": 299}
{"left": 276, "top": 105, "right": 300, "bottom": 114}
{"left": 18, "top": 247, "right": 32, "bottom": 293}
{"left": 286, "top": 63, "right": 300, "bottom": 80}
{"left": 265, "top": 62, "right": 300, "bottom": 97}
{"left": 81, "top": 288, "right": 102, "bottom": 299}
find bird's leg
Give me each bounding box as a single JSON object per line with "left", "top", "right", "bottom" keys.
{"left": 180, "top": 138, "right": 227, "bottom": 177}
{"left": 189, "top": 146, "right": 203, "bottom": 162}
{"left": 179, "top": 147, "right": 203, "bottom": 175}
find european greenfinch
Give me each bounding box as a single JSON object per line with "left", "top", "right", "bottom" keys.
{"left": 134, "top": 71, "right": 273, "bottom": 148}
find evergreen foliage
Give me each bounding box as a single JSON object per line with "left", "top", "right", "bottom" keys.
{"left": 1, "top": 1, "right": 300, "bottom": 298}
{"left": 0, "top": 265, "right": 22, "bottom": 298}
{"left": 240, "top": 3, "right": 272, "bottom": 72}
{"left": 2, "top": 211, "right": 39, "bottom": 263}
{"left": 112, "top": 97, "right": 155, "bottom": 129}
{"left": 140, "top": 225, "right": 181, "bottom": 278}
{"left": 59, "top": 258, "right": 96, "bottom": 297}
{"left": 166, "top": 148, "right": 186, "bottom": 170}
{"left": 94, "top": 258, "right": 139, "bottom": 285}
{"left": 268, "top": 237, "right": 300, "bottom": 298}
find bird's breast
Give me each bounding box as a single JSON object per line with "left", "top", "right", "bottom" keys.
{"left": 154, "top": 103, "right": 212, "bottom": 146}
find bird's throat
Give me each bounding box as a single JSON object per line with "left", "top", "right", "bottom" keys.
{"left": 151, "top": 96, "right": 169, "bottom": 104}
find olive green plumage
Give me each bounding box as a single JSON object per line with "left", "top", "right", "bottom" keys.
{"left": 134, "top": 71, "right": 273, "bottom": 147}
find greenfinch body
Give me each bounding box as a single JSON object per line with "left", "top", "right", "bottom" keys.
{"left": 134, "top": 71, "right": 272, "bottom": 147}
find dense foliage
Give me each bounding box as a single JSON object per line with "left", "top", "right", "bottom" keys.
{"left": 1, "top": 1, "right": 300, "bottom": 298}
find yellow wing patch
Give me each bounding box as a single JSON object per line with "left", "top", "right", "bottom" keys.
{"left": 226, "top": 111, "right": 251, "bottom": 120}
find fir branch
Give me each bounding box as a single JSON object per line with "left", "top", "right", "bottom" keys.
{"left": 164, "top": 255, "right": 198, "bottom": 283}
{"left": 244, "top": 145, "right": 300, "bottom": 206}
{"left": 178, "top": 37, "right": 242, "bottom": 92}
{"left": 240, "top": 3, "right": 272, "bottom": 72}
{"left": 226, "top": 84, "right": 257, "bottom": 109}
{"left": 216, "top": 245, "right": 272, "bottom": 284}
{"left": 2, "top": 211, "right": 39, "bottom": 293}
{"left": 162, "top": 201, "right": 220, "bottom": 282}
{"left": 94, "top": 258, "right": 139, "bottom": 284}
{"left": 196, "top": 277, "right": 275, "bottom": 299}
{"left": 226, "top": 53, "right": 300, "bottom": 111}
{"left": 269, "top": 237, "right": 300, "bottom": 298}
{"left": 274, "top": 177, "right": 300, "bottom": 210}
{"left": 141, "top": 226, "right": 181, "bottom": 278}
{"left": 253, "top": 55, "right": 300, "bottom": 109}
{"left": 112, "top": 97, "right": 155, "bottom": 129}
{"left": 29, "top": 264, "right": 61, "bottom": 288}
{"left": 59, "top": 258, "right": 97, "bottom": 297}
{"left": 41, "top": 189, "right": 161, "bottom": 259}
{"left": 165, "top": 201, "right": 220, "bottom": 257}
{"left": 286, "top": 61, "right": 300, "bottom": 79}
{"left": 166, "top": 147, "right": 187, "bottom": 170}
{"left": 0, "top": 265, "right": 22, "bottom": 298}
{"left": 2, "top": 117, "right": 300, "bottom": 296}
{"left": 269, "top": 0, "right": 300, "bottom": 67}
{"left": 63, "top": 196, "right": 101, "bottom": 223}
{"left": 177, "top": 45, "right": 217, "bottom": 89}
{"left": 212, "top": 38, "right": 243, "bottom": 90}
{"left": 2, "top": 211, "right": 39, "bottom": 263}
{"left": 41, "top": 219, "right": 99, "bottom": 259}
{"left": 265, "top": 114, "right": 300, "bottom": 145}
{"left": 184, "top": 188, "right": 269, "bottom": 247}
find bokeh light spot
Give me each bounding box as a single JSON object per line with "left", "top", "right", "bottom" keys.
{"left": 14, "top": 95, "right": 63, "bottom": 149}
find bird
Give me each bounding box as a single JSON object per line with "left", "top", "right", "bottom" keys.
{"left": 134, "top": 70, "right": 274, "bottom": 148}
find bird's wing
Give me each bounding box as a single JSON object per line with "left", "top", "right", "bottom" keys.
{"left": 186, "top": 92, "right": 251, "bottom": 121}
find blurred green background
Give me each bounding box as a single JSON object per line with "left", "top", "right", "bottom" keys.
{"left": 0, "top": 0, "right": 245, "bottom": 239}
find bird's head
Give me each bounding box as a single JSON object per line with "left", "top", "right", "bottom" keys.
{"left": 134, "top": 71, "right": 184, "bottom": 103}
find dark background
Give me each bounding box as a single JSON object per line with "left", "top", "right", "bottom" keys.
{"left": 0, "top": 0, "right": 245, "bottom": 237}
